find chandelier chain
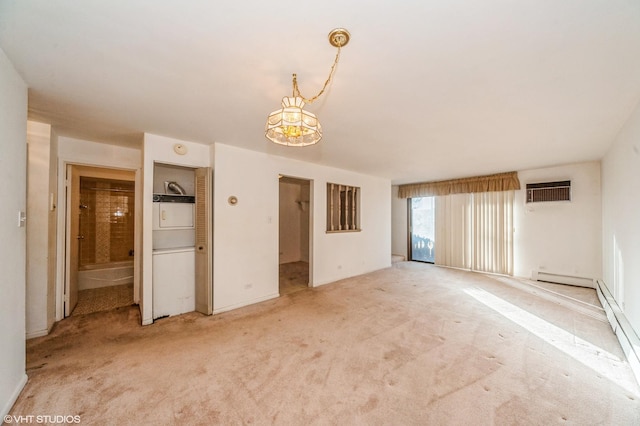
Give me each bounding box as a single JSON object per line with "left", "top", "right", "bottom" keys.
{"left": 292, "top": 46, "right": 342, "bottom": 104}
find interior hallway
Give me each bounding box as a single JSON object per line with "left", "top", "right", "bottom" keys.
{"left": 13, "top": 263, "right": 640, "bottom": 424}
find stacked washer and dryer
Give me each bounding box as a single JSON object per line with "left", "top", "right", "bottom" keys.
{"left": 151, "top": 178, "right": 196, "bottom": 319}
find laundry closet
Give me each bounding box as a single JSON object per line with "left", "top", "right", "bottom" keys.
{"left": 151, "top": 163, "right": 211, "bottom": 319}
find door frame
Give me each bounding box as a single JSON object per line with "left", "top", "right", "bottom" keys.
{"left": 56, "top": 161, "right": 141, "bottom": 320}
{"left": 64, "top": 164, "right": 79, "bottom": 316}
{"left": 278, "top": 175, "right": 314, "bottom": 288}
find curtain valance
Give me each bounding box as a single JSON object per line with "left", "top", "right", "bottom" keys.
{"left": 398, "top": 171, "right": 520, "bottom": 198}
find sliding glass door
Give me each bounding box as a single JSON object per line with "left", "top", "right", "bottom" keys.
{"left": 409, "top": 197, "right": 435, "bottom": 263}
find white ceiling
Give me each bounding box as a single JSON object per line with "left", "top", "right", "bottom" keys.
{"left": 1, "top": 0, "right": 639, "bottom": 184}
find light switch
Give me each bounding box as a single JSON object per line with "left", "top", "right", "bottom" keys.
{"left": 18, "top": 211, "right": 26, "bottom": 227}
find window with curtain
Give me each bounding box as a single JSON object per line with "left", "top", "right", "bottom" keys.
{"left": 398, "top": 171, "right": 519, "bottom": 276}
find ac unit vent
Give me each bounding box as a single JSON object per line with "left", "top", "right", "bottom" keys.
{"left": 526, "top": 180, "right": 571, "bottom": 203}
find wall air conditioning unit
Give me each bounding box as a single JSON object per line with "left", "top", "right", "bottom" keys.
{"left": 526, "top": 180, "right": 571, "bottom": 203}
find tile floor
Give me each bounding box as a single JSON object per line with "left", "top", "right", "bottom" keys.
{"left": 72, "top": 283, "right": 134, "bottom": 316}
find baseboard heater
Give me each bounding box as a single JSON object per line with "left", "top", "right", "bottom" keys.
{"left": 533, "top": 271, "right": 595, "bottom": 289}
{"left": 596, "top": 280, "right": 640, "bottom": 386}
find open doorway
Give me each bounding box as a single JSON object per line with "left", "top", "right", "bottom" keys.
{"left": 65, "top": 165, "right": 136, "bottom": 316}
{"left": 279, "top": 176, "right": 311, "bottom": 295}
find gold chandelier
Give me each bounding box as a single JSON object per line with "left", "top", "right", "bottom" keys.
{"left": 265, "top": 28, "right": 350, "bottom": 147}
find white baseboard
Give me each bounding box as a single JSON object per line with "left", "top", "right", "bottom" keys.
{"left": 596, "top": 280, "right": 640, "bottom": 386}
{"left": 213, "top": 293, "right": 280, "bottom": 315}
{"left": 26, "top": 319, "right": 56, "bottom": 340}
{"left": 26, "top": 328, "right": 49, "bottom": 339}
{"left": 1, "top": 373, "right": 27, "bottom": 419}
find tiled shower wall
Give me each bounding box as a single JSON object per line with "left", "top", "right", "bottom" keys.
{"left": 79, "top": 177, "right": 135, "bottom": 268}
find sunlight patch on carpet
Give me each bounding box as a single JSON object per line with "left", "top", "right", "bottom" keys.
{"left": 464, "top": 287, "right": 639, "bottom": 397}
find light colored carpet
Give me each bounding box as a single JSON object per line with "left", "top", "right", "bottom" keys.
{"left": 13, "top": 262, "right": 640, "bottom": 424}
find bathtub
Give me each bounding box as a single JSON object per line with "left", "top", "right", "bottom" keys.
{"left": 78, "top": 261, "right": 134, "bottom": 290}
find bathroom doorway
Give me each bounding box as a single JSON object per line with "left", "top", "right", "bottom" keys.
{"left": 278, "top": 176, "right": 312, "bottom": 295}
{"left": 65, "top": 165, "right": 137, "bottom": 316}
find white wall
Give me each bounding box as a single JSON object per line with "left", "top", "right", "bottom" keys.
{"left": 213, "top": 143, "right": 391, "bottom": 313}
{"left": 514, "top": 162, "right": 602, "bottom": 281}
{"left": 55, "top": 136, "right": 142, "bottom": 321}
{"left": 0, "top": 47, "right": 28, "bottom": 419}
{"left": 391, "top": 185, "right": 408, "bottom": 259}
{"left": 26, "top": 121, "right": 52, "bottom": 338}
{"left": 142, "top": 133, "right": 210, "bottom": 324}
{"left": 602, "top": 101, "right": 640, "bottom": 332}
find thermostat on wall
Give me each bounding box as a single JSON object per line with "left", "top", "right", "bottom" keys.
{"left": 173, "top": 143, "right": 188, "bottom": 155}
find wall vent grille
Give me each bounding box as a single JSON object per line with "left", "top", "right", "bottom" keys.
{"left": 526, "top": 180, "right": 571, "bottom": 203}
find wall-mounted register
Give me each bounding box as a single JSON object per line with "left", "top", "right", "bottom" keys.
{"left": 526, "top": 180, "right": 571, "bottom": 203}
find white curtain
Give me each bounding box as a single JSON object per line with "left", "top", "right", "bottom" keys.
{"left": 435, "top": 193, "right": 472, "bottom": 270}
{"left": 472, "top": 191, "right": 514, "bottom": 275}
{"left": 435, "top": 190, "right": 514, "bottom": 275}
